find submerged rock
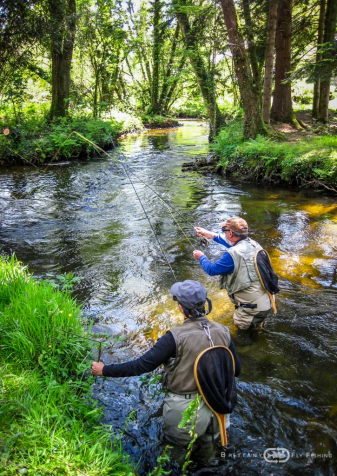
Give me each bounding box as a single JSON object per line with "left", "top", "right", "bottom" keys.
{"left": 182, "top": 154, "right": 218, "bottom": 173}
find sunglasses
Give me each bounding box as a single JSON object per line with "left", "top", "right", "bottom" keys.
{"left": 221, "top": 227, "right": 231, "bottom": 233}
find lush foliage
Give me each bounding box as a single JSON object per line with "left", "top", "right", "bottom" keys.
{"left": 0, "top": 254, "right": 133, "bottom": 475}
{"left": 172, "top": 100, "right": 207, "bottom": 119}
{"left": 141, "top": 114, "right": 180, "bottom": 128}
{"left": 0, "top": 107, "right": 141, "bottom": 164}
{"left": 213, "top": 120, "right": 337, "bottom": 189}
{"left": 1, "top": 0, "right": 337, "bottom": 135}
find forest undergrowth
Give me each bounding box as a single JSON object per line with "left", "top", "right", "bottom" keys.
{"left": 213, "top": 116, "right": 337, "bottom": 192}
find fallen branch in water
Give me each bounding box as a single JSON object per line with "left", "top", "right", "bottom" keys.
{"left": 300, "top": 178, "right": 337, "bottom": 193}
{"left": 6, "top": 146, "right": 38, "bottom": 167}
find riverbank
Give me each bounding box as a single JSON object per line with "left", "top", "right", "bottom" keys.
{"left": 0, "top": 255, "right": 133, "bottom": 476}
{"left": 210, "top": 116, "right": 337, "bottom": 193}
{"left": 0, "top": 111, "right": 180, "bottom": 166}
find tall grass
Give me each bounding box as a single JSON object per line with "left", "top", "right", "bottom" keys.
{"left": 0, "top": 255, "right": 134, "bottom": 475}
{"left": 213, "top": 120, "right": 337, "bottom": 189}
{"left": 0, "top": 254, "right": 88, "bottom": 380}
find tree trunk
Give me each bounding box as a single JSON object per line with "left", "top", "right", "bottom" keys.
{"left": 173, "top": 0, "right": 225, "bottom": 138}
{"left": 150, "top": 0, "right": 161, "bottom": 114}
{"left": 262, "top": 0, "right": 279, "bottom": 124}
{"left": 312, "top": 0, "right": 326, "bottom": 118}
{"left": 219, "top": 0, "right": 267, "bottom": 139}
{"left": 48, "top": 0, "right": 76, "bottom": 119}
{"left": 224, "top": 56, "right": 239, "bottom": 107}
{"left": 270, "top": 0, "right": 294, "bottom": 123}
{"left": 161, "top": 57, "right": 186, "bottom": 114}
{"left": 93, "top": 68, "right": 99, "bottom": 119}
{"left": 318, "top": 0, "right": 337, "bottom": 123}
{"left": 158, "top": 24, "right": 180, "bottom": 112}
{"left": 242, "top": 0, "right": 260, "bottom": 94}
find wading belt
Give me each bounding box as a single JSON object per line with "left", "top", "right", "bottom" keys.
{"left": 230, "top": 295, "right": 258, "bottom": 310}
{"left": 234, "top": 303, "right": 257, "bottom": 310}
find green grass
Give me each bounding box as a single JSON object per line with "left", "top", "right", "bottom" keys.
{"left": 213, "top": 120, "right": 337, "bottom": 189}
{"left": 0, "top": 255, "right": 88, "bottom": 379}
{"left": 0, "top": 255, "right": 134, "bottom": 476}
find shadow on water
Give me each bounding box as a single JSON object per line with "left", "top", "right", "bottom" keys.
{"left": 0, "top": 121, "right": 337, "bottom": 474}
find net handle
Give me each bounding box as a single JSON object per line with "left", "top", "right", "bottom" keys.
{"left": 217, "top": 414, "right": 228, "bottom": 446}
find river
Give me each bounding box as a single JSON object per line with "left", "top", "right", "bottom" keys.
{"left": 0, "top": 121, "right": 336, "bottom": 475}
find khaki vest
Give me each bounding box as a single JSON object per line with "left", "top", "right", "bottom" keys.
{"left": 219, "top": 237, "right": 262, "bottom": 295}
{"left": 163, "top": 317, "right": 231, "bottom": 394}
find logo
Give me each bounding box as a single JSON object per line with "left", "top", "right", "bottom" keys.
{"left": 264, "top": 447, "right": 290, "bottom": 463}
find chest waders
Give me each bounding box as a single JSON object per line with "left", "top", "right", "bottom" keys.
{"left": 193, "top": 323, "right": 237, "bottom": 447}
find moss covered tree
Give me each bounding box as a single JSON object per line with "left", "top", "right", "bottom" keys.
{"left": 173, "top": 0, "right": 225, "bottom": 138}
{"left": 48, "top": 0, "right": 76, "bottom": 118}
{"left": 219, "top": 0, "right": 267, "bottom": 139}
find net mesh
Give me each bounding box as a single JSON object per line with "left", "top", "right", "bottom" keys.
{"left": 195, "top": 346, "right": 237, "bottom": 415}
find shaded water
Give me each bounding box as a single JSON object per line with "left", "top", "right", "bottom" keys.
{"left": 0, "top": 121, "right": 336, "bottom": 474}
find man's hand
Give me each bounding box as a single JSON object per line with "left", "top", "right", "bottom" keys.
{"left": 194, "top": 227, "right": 215, "bottom": 240}
{"left": 91, "top": 362, "right": 104, "bottom": 376}
{"left": 193, "top": 250, "right": 204, "bottom": 260}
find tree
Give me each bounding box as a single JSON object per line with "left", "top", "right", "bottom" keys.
{"left": 126, "top": 0, "right": 186, "bottom": 115}
{"left": 0, "top": 0, "right": 45, "bottom": 94}
{"left": 280, "top": 0, "right": 332, "bottom": 115}
{"left": 219, "top": 0, "right": 267, "bottom": 139}
{"left": 270, "top": 0, "right": 295, "bottom": 124}
{"left": 172, "top": 0, "right": 225, "bottom": 137}
{"left": 318, "top": 0, "right": 337, "bottom": 122}
{"left": 77, "top": 0, "right": 127, "bottom": 117}
{"left": 242, "top": 0, "right": 261, "bottom": 95}
{"left": 150, "top": 0, "right": 161, "bottom": 114}
{"left": 262, "top": 0, "right": 279, "bottom": 124}
{"left": 157, "top": 23, "right": 185, "bottom": 112}
{"left": 48, "top": 0, "right": 76, "bottom": 119}
{"left": 312, "top": 0, "right": 326, "bottom": 118}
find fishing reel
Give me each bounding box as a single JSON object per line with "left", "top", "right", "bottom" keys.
{"left": 200, "top": 237, "right": 210, "bottom": 248}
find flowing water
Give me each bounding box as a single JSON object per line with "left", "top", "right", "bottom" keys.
{"left": 0, "top": 121, "right": 336, "bottom": 475}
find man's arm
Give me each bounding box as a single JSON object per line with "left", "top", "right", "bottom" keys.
{"left": 91, "top": 331, "right": 176, "bottom": 377}
{"left": 198, "top": 251, "right": 235, "bottom": 276}
{"left": 194, "top": 228, "right": 231, "bottom": 249}
{"left": 213, "top": 233, "right": 231, "bottom": 249}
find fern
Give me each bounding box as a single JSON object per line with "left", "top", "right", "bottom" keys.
{"left": 178, "top": 394, "right": 202, "bottom": 476}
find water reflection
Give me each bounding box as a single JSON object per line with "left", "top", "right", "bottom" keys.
{"left": 0, "top": 121, "right": 336, "bottom": 474}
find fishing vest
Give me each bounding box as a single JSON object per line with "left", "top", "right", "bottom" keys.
{"left": 219, "top": 237, "right": 262, "bottom": 295}
{"left": 163, "top": 317, "right": 231, "bottom": 394}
